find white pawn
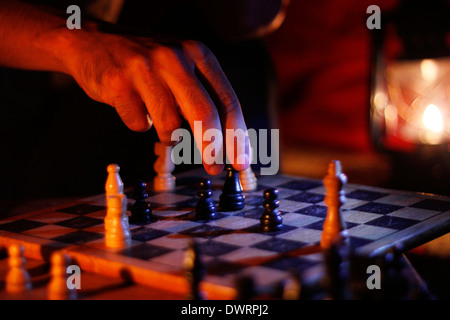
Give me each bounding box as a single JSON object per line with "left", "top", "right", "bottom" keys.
{"left": 154, "top": 142, "right": 176, "bottom": 192}
{"left": 48, "top": 251, "right": 76, "bottom": 300}
{"left": 105, "top": 194, "right": 131, "bottom": 248}
{"left": 239, "top": 144, "right": 257, "bottom": 192}
{"left": 105, "top": 164, "right": 124, "bottom": 197}
{"left": 6, "top": 244, "right": 32, "bottom": 293}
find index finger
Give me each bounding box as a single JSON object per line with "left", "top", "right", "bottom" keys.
{"left": 155, "top": 46, "right": 226, "bottom": 175}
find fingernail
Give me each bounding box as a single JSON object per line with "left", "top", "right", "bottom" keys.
{"left": 208, "top": 163, "right": 224, "bottom": 175}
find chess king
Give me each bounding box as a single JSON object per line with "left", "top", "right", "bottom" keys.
{"left": 320, "top": 160, "right": 349, "bottom": 249}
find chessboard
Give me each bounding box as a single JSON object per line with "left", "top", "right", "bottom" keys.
{"left": 1, "top": 168, "right": 449, "bottom": 299}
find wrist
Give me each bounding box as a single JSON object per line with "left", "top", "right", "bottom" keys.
{"left": 33, "top": 20, "right": 100, "bottom": 75}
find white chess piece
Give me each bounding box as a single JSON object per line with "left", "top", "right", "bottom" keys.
{"left": 154, "top": 142, "right": 176, "bottom": 192}
{"left": 105, "top": 164, "right": 124, "bottom": 198}
{"left": 105, "top": 194, "right": 131, "bottom": 248}
{"left": 6, "top": 244, "right": 32, "bottom": 293}
{"left": 320, "top": 160, "right": 349, "bottom": 249}
{"left": 239, "top": 144, "right": 257, "bottom": 192}
{"left": 48, "top": 251, "right": 77, "bottom": 300}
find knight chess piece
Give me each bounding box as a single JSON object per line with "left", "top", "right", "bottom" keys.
{"left": 260, "top": 188, "right": 283, "bottom": 232}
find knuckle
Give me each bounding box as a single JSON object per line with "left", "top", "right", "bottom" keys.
{"left": 222, "top": 94, "right": 240, "bottom": 115}
{"left": 126, "top": 54, "right": 150, "bottom": 71}
{"left": 102, "top": 70, "right": 125, "bottom": 90}
{"left": 193, "top": 105, "right": 219, "bottom": 125}
{"left": 152, "top": 44, "right": 179, "bottom": 63}
{"left": 183, "top": 40, "right": 212, "bottom": 61}
{"left": 99, "top": 71, "right": 129, "bottom": 102}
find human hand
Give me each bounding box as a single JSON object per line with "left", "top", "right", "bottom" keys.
{"left": 61, "top": 30, "right": 249, "bottom": 175}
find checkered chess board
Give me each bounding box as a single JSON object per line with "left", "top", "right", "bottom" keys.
{"left": 1, "top": 170, "right": 449, "bottom": 298}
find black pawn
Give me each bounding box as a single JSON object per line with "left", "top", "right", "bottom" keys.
{"left": 129, "top": 180, "right": 152, "bottom": 224}
{"left": 219, "top": 165, "right": 245, "bottom": 211}
{"left": 184, "top": 240, "right": 205, "bottom": 300}
{"left": 260, "top": 188, "right": 283, "bottom": 232}
{"left": 195, "top": 178, "right": 216, "bottom": 220}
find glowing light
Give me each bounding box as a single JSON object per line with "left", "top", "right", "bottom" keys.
{"left": 423, "top": 104, "right": 443, "bottom": 133}
{"left": 420, "top": 59, "right": 439, "bottom": 82}
{"left": 385, "top": 104, "right": 398, "bottom": 122}
{"left": 374, "top": 91, "right": 387, "bottom": 111}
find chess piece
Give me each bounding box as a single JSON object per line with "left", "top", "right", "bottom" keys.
{"left": 235, "top": 275, "right": 256, "bottom": 300}
{"left": 6, "top": 244, "right": 32, "bottom": 293}
{"left": 381, "top": 245, "right": 410, "bottom": 300}
{"left": 239, "top": 144, "right": 257, "bottom": 192}
{"left": 322, "top": 242, "right": 350, "bottom": 300}
{"left": 260, "top": 188, "right": 283, "bottom": 232}
{"left": 105, "top": 194, "right": 131, "bottom": 248}
{"left": 183, "top": 240, "right": 205, "bottom": 300}
{"left": 129, "top": 180, "right": 152, "bottom": 224}
{"left": 154, "top": 142, "right": 176, "bottom": 192}
{"left": 219, "top": 165, "right": 245, "bottom": 211}
{"left": 48, "top": 251, "right": 77, "bottom": 300}
{"left": 105, "top": 164, "right": 124, "bottom": 197}
{"left": 282, "top": 270, "right": 302, "bottom": 300}
{"left": 320, "top": 160, "right": 349, "bottom": 249}
{"left": 239, "top": 167, "right": 257, "bottom": 192}
{"left": 195, "top": 177, "right": 217, "bottom": 220}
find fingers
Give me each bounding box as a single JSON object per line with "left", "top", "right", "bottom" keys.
{"left": 111, "top": 89, "right": 152, "bottom": 132}
{"left": 156, "top": 47, "right": 225, "bottom": 175}
{"left": 131, "top": 65, "right": 181, "bottom": 146}
{"left": 182, "top": 41, "right": 250, "bottom": 172}
{"left": 103, "top": 39, "right": 248, "bottom": 175}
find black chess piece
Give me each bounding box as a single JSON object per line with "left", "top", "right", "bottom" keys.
{"left": 322, "top": 242, "right": 350, "bottom": 300}
{"left": 380, "top": 245, "right": 410, "bottom": 300}
{"left": 219, "top": 165, "right": 245, "bottom": 211}
{"left": 235, "top": 275, "right": 256, "bottom": 300}
{"left": 184, "top": 240, "right": 206, "bottom": 300}
{"left": 129, "top": 180, "right": 152, "bottom": 224}
{"left": 260, "top": 188, "right": 283, "bottom": 232}
{"left": 195, "top": 178, "right": 216, "bottom": 220}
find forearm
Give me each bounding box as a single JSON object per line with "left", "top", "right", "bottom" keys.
{"left": 0, "top": 0, "right": 90, "bottom": 74}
